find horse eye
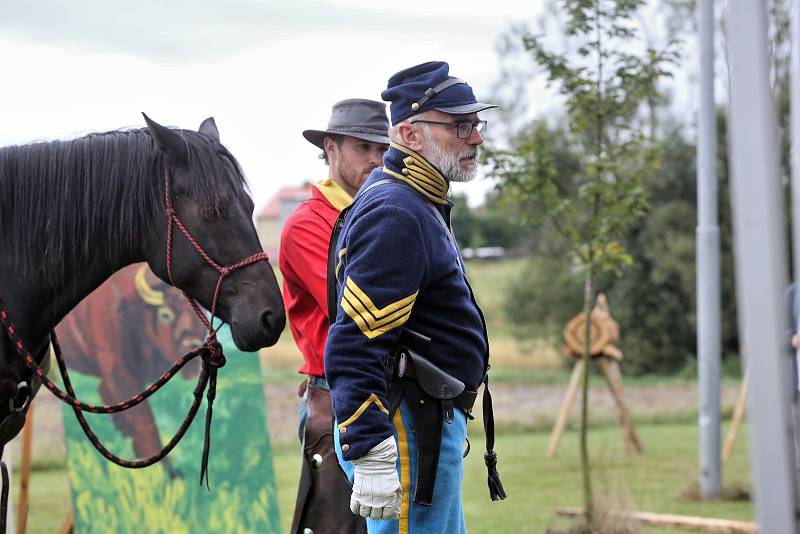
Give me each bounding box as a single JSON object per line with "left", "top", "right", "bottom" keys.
{"left": 157, "top": 306, "right": 175, "bottom": 323}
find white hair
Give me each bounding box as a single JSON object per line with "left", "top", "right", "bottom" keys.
{"left": 388, "top": 111, "right": 479, "bottom": 182}
{"left": 388, "top": 111, "right": 435, "bottom": 144}
{"left": 388, "top": 123, "right": 404, "bottom": 144}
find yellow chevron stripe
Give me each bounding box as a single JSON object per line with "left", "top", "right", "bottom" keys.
{"left": 343, "top": 286, "right": 414, "bottom": 328}
{"left": 338, "top": 393, "right": 389, "bottom": 430}
{"left": 341, "top": 277, "right": 417, "bottom": 338}
{"left": 341, "top": 295, "right": 412, "bottom": 339}
{"left": 346, "top": 277, "right": 417, "bottom": 319}
{"left": 393, "top": 409, "right": 410, "bottom": 534}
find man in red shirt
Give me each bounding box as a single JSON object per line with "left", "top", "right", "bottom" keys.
{"left": 280, "top": 98, "right": 389, "bottom": 534}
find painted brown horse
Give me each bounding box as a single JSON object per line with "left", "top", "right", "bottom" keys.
{"left": 57, "top": 264, "right": 205, "bottom": 459}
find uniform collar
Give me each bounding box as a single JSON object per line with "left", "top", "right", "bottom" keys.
{"left": 382, "top": 142, "right": 449, "bottom": 205}
{"left": 315, "top": 178, "right": 353, "bottom": 211}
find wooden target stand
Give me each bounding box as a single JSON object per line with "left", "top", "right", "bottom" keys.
{"left": 722, "top": 371, "right": 749, "bottom": 462}
{"left": 546, "top": 294, "right": 643, "bottom": 458}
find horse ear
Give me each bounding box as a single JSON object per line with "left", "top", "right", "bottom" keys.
{"left": 142, "top": 113, "right": 188, "bottom": 165}
{"left": 198, "top": 117, "right": 220, "bottom": 142}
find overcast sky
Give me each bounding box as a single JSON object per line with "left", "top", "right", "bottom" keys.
{"left": 0, "top": 0, "right": 550, "bottom": 212}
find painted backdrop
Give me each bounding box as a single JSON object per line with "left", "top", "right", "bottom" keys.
{"left": 56, "top": 264, "right": 279, "bottom": 533}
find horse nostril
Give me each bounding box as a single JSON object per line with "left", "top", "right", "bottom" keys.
{"left": 259, "top": 307, "right": 286, "bottom": 343}
{"left": 261, "top": 309, "right": 275, "bottom": 332}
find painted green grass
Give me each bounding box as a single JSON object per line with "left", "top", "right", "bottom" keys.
{"left": 24, "top": 419, "right": 752, "bottom": 533}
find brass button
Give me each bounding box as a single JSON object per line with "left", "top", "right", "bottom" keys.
{"left": 340, "top": 427, "right": 347, "bottom": 434}
{"left": 342, "top": 444, "right": 350, "bottom": 452}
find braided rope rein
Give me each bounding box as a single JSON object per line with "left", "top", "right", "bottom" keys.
{"left": 1, "top": 313, "right": 219, "bottom": 473}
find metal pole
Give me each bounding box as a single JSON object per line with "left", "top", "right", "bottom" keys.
{"left": 728, "top": 2, "right": 799, "bottom": 532}
{"left": 791, "top": 0, "right": 800, "bottom": 393}
{"left": 789, "top": 0, "right": 800, "bottom": 492}
{"left": 696, "top": 0, "right": 721, "bottom": 500}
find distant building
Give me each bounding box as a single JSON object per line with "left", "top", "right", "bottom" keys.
{"left": 461, "top": 246, "right": 506, "bottom": 260}
{"left": 256, "top": 183, "right": 313, "bottom": 259}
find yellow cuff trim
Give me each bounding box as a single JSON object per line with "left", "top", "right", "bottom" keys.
{"left": 341, "top": 276, "right": 417, "bottom": 339}
{"left": 338, "top": 393, "right": 390, "bottom": 429}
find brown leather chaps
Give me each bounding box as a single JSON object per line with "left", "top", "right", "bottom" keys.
{"left": 290, "top": 381, "right": 366, "bottom": 534}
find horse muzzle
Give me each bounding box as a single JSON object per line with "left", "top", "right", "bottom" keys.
{"left": 229, "top": 305, "right": 285, "bottom": 352}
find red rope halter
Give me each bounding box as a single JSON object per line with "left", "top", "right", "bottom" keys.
{"left": 163, "top": 170, "right": 269, "bottom": 341}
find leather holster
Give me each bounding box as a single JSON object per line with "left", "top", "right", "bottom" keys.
{"left": 390, "top": 348, "right": 477, "bottom": 507}
{"left": 290, "top": 382, "right": 366, "bottom": 534}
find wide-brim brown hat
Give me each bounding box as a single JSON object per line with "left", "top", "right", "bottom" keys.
{"left": 303, "top": 98, "right": 391, "bottom": 150}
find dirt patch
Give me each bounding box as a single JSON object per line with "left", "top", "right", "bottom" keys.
{"left": 11, "top": 378, "right": 743, "bottom": 466}
{"left": 490, "top": 382, "right": 741, "bottom": 431}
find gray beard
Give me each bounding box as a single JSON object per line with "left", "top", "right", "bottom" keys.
{"left": 421, "top": 126, "right": 479, "bottom": 183}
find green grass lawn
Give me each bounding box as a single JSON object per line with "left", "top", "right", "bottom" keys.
{"left": 22, "top": 421, "right": 753, "bottom": 533}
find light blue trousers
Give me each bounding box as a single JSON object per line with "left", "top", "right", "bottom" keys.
{"left": 335, "top": 400, "right": 468, "bottom": 534}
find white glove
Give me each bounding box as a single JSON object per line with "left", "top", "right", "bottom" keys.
{"left": 350, "top": 436, "right": 402, "bottom": 520}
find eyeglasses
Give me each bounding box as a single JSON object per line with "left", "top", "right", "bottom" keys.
{"left": 409, "top": 119, "right": 487, "bottom": 139}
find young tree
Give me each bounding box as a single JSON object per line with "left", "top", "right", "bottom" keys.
{"left": 485, "top": 0, "right": 677, "bottom": 525}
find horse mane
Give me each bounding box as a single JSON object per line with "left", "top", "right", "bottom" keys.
{"left": 0, "top": 127, "right": 248, "bottom": 281}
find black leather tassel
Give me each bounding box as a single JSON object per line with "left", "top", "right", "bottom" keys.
{"left": 199, "top": 370, "right": 217, "bottom": 491}
{"left": 482, "top": 376, "right": 507, "bottom": 501}
{"left": 484, "top": 450, "right": 507, "bottom": 501}
{"left": 198, "top": 338, "right": 226, "bottom": 490}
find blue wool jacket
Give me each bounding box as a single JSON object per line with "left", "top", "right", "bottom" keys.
{"left": 324, "top": 143, "right": 489, "bottom": 461}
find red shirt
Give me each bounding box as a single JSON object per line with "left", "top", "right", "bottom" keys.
{"left": 279, "top": 179, "right": 352, "bottom": 376}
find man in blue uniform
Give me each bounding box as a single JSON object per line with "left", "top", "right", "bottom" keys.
{"left": 324, "top": 61, "right": 506, "bottom": 533}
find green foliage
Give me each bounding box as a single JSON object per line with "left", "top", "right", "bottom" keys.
{"left": 485, "top": 0, "right": 680, "bottom": 522}
{"left": 487, "top": 1, "right": 677, "bottom": 276}
{"left": 500, "top": 119, "right": 740, "bottom": 376}
{"left": 614, "top": 118, "right": 739, "bottom": 375}
{"left": 503, "top": 255, "right": 585, "bottom": 341}
{"left": 451, "top": 192, "right": 532, "bottom": 249}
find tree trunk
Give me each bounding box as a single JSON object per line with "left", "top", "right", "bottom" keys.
{"left": 580, "top": 265, "right": 595, "bottom": 523}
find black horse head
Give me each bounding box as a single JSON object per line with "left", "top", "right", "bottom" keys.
{"left": 140, "top": 114, "right": 284, "bottom": 351}
{"left": 0, "top": 115, "right": 285, "bottom": 424}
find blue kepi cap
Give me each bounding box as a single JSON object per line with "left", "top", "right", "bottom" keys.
{"left": 381, "top": 61, "right": 498, "bottom": 125}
